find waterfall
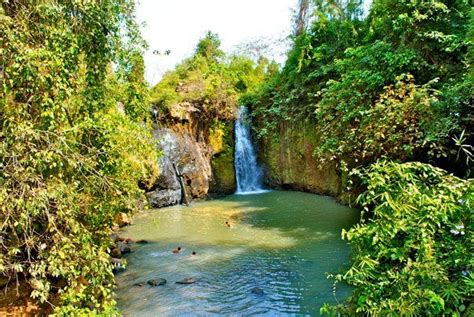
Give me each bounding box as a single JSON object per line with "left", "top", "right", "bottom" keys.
{"left": 234, "top": 106, "right": 265, "bottom": 194}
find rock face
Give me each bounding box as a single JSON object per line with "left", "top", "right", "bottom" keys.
{"left": 145, "top": 106, "right": 236, "bottom": 208}
{"left": 209, "top": 121, "right": 237, "bottom": 194}
{"left": 256, "top": 119, "right": 346, "bottom": 201}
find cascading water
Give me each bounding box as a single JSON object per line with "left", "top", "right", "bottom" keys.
{"left": 234, "top": 106, "right": 265, "bottom": 194}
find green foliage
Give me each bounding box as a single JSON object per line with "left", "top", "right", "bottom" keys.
{"left": 250, "top": 0, "right": 472, "bottom": 175}
{"left": 1, "top": 1, "right": 158, "bottom": 314}
{"left": 369, "top": 0, "right": 471, "bottom": 80}
{"left": 315, "top": 73, "right": 439, "bottom": 166}
{"left": 195, "top": 31, "right": 225, "bottom": 62}
{"left": 119, "top": 52, "right": 151, "bottom": 120}
{"left": 151, "top": 32, "right": 275, "bottom": 121}
{"left": 322, "top": 161, "right": 473, "bottom": 315}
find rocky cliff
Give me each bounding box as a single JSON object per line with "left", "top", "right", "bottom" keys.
{"left": 145, "top": 104, "right": 236, "bottom": 208}
{"left": 256, "top": 119, "right": 348, "bottom": 201}
{"left": 145, "top": 104, "right": 349, "bottom": 208}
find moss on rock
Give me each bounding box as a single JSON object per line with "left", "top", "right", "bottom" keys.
{"left": 257, "top": 119, "right": 345, "bottom": 200}
{"left": 210, "top": 121, "right": 236, "bottom": 194}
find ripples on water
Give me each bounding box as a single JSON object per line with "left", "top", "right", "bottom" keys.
{"left": 115, "top": 191, "right": 359, "bottom": 316}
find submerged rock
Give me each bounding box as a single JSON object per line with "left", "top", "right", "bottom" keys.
{"left": 147, "top": 278, "right": 167, "bottom": 287}
{"left": 133, "top": 282, "right": 144, "bottom": 287}
{"left": 135, "top": 239, "right": 149, "bottom": 244}
{"left": 175, "top": 277, "right": 196, "bottom": 285}
{"left": 251, "top": 287, "right": 264, "bottom": 295}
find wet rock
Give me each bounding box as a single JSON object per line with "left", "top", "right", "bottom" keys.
{"left": 133, "top": 282, "right": 144, "bottom": 287}
{"left": 118, "top": 242, "right": 131, "bottom": 254}
{"left": 147, "top": 278, "right": 167, "bottom": 286}
{"left": 135, "top": 240, "right": 149, "bottom": 244}
{"left": 114, "top": 212, "right": 131, "bottom": 227}
{"left": 110, "top": 247, "right": 121, "bottom": 258}
{"left": 256, "top": 121, "right": 345, "bottom": 201}
{"left": 251, "top": 287, "right": 264, "bottom": 295}
{"left": 176, "top": 277, "right": 196, "bottom": 285}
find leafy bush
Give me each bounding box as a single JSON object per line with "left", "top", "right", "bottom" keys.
{"left": 315, "top": 73, "right": 440, "bottom": 167}
{"left": 323, "top": 161, "right": 473, "bottom": 315}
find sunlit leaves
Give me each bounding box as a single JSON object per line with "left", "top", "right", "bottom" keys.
{"left": 328, "top": 161, "right": 473, "bottom": 315}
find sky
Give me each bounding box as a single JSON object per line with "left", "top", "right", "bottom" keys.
{"left": 135, "top": 0, "right": 297, "bottom": 85}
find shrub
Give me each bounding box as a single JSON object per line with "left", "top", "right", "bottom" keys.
{"left": 323, "top": 161, "right": 473, "bottom": 315}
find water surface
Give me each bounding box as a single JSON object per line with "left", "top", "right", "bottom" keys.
{"left": 116, "top": 191, "right": 359, "bottom": 316}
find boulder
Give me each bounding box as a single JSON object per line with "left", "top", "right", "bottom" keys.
{"left": 146, "top": 189, "right": 181, "bottom": 208}
{"left": 110, "top": 247, "right": 121, "bottom": 258}
{"left": 115, "top": 236, "right": 132, "bottom": 243}
{"left": 110, "top": 258, "right": 123, "bottom": 266}
{"left": 145, "top": 126, "right": 216, "bottom": 208}
{"left": 110, "top": 233, "right": 119, "bottom": 242}
{"left": 118, "top": 242, "right": 131, "bottom": 254}
{"left": 114, "top": 212, "right": 130, "bottom": 227}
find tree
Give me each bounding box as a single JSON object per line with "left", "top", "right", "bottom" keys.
{"left": 1, "top": 1, "right": 158, "bottom": 314}
{"left": 294, "top": 0, "right": 310, "bottom": 35}
{"left": 195, "top": 31, "right": 224, "bottom": 62}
